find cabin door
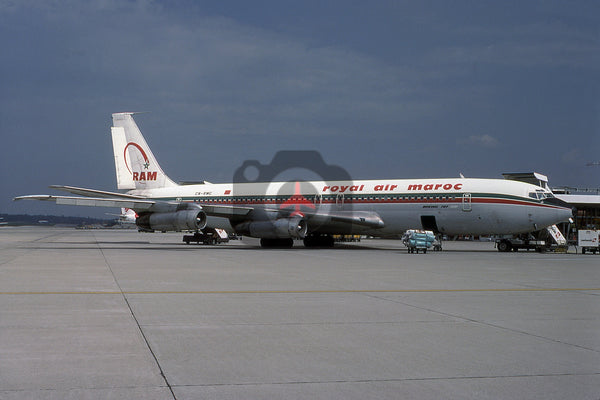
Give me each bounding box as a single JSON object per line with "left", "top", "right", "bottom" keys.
{"left": 462, "top": 193, "right": 472, "bottom": 211}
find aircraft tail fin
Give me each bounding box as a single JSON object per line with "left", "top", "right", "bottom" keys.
{"left": 111, "top": 113, "right": 178, "bottom": 190}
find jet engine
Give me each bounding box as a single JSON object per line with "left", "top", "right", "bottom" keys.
{"left": 235, "top": 217, "right": 307, "bottom": 239}
{"left": 136, "top": 209, "right": 207, "bottom": 232}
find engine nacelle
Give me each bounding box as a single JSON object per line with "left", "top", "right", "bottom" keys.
{"left": 235, "top": 217, "right": 307, "bottom": 239}
{"left": 136, "top": 210, "right": 207, "bottom": 232}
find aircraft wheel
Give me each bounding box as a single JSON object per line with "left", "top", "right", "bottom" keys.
{"left": 497, "top": 240, "right": 511, "bottom": 252}
{"left": 323, "top": 235, "right": 334, "bottom": 247}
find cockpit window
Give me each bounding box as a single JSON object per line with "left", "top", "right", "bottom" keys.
{"left": 529, "top": 191, "right": 555, "bottom": 200}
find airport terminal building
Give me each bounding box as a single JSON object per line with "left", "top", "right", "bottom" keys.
{"left": 554, "top": 190, "right": 600, "bottom": 229}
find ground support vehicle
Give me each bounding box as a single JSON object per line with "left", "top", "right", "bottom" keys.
{"left": 496, "top": 224, "right": 567, "bottom": 252}
{"left": 578, "top": 230, "right": 599, "bottom": 254}
{"left": 402, "top": 230, "right": 435, "bottom": 253}
{"left": 496, "top": 235, "right": 546, "bottom": 252}
{"left": 183, "top": 228, "right": 229, "bottom": 245}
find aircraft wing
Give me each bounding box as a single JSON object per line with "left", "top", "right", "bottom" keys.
{"left": 43, "top": 186, "right": 253, "bottom": 217}
{"left": 48, "top": 185, "right": 146, "bottom": 199}
{"left": 201, "top": 204, "right": 253, "bottom": 217}
{"left": 14, "top": 191, "right": 254, "bottom": 218}
{"left": 326, "top": 210, "right": 385, "bottom": 228}
{"left": 14, "top": 195, "right": 156, "bottom": 210}
{"left": 263, "top": 206, "right": 385, "bottom": 229}
{"left": 306, "top": 210, "right": 385, "bottom": 229}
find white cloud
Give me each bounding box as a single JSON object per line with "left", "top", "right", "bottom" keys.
{"left": 0, "top": 1, "right": 440, "bottom": 139}
{"left": 424, "top": 19, "right": 600, "bottom": 70}
{"left": 468, "top": 134, "right": 499, "bottom": 148}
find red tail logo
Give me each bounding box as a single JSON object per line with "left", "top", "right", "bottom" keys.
{"left": 124, "top": 142, "right": 157, "bottom": 181}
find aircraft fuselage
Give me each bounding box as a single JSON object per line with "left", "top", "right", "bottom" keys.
{"left": 130, "top": 177, "right": 572, "bottom": 236}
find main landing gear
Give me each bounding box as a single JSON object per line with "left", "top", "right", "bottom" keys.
{"left": 258, "top": 234, "right": 336, "bottom": 248}
{"left": 260, "top": 238, "right": 294, "bottom": 248}
{"left": 303, "top": 234, "right": 335, "bottom": 248}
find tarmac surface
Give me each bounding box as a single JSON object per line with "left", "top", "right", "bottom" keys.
{"left": 0, "top": 226, "right": 599, "bottom": 399}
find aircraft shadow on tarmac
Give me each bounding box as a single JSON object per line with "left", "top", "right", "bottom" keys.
{"left": 21, "top": 240, "right": 505, "bottom": 253}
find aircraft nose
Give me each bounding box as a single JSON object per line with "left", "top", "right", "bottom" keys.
{"left": 544, "top": 196, "right": 571, "bottom": 210}
{"left": 544, "top": 196, "right": 575, "bottom": 221}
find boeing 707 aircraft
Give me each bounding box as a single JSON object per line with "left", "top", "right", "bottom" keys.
{"left": 15, "top": 113, "right": 574, "bottom": 248}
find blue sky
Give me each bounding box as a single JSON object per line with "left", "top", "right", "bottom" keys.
{"left": 1, "top": 0, "right": 598, "bottom": 217}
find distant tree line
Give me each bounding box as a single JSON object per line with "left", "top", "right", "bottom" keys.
{"left": 0, "top": 214, "right": 115, "bottom": 227}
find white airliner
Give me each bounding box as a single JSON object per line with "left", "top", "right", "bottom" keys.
{"left": 106, "top": 208, "right": 137, "bottom": 224}
{"left": 15, "top": 112, "right": 573, "bottom": 248}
